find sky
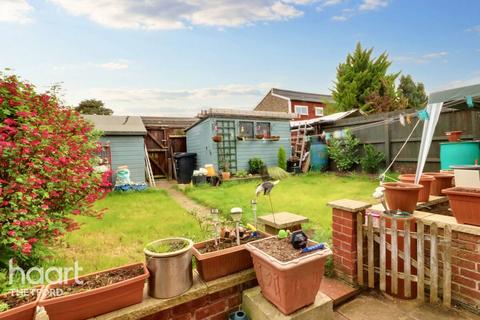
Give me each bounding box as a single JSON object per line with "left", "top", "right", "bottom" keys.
{"left": 0, "top": 0, "right": 479, "bottom": 116}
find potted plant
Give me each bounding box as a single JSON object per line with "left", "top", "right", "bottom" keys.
{"left": 424, "top": 172, "right": 454, "bottom": 196}
{"left": 445, "top": 131, "right": 463, "bottom": 142}
{"left": 144, "top": 238, "right": 193, "bottom": 298}
{"left": 398, "top": 174, "right": 435, "bottom": 202}
{"left": 246, "top": 235, "right": 332, "bottom": 314}
{"left": 0, "top": 287, "right": 42, "bottom": 320}
{"left": 382, "top": 182, "right": 423, "bottom": 213}
{"left": 39, "top": 263, "right": 148, "bottom": 320}
{"left": 212, "top": 135, "right": 222, "bottom": 143}
{"left": 442, "top": 187, "right": 480, "bottom": 226}
{"left": 193, "top": 209, "right": 267, "bottom": 282}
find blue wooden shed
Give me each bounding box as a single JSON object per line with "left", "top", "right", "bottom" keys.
{"left": 84, "top": 115, "right": 147, "bottom": 183}
{"left": 186, "top": 109, "right": 293, "bottom": 173}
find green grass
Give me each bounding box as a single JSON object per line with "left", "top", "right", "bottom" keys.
{"left": 184, "top": 173, "right": 379, "bottom": 243}
{"left": 51, "top": 189, "right": 207, "bottom": 274}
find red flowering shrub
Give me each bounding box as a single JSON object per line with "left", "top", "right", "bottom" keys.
{"left": 0, "top": 73, "right": 110, "bottom": 267}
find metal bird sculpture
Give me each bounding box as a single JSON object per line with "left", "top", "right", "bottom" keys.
{"left": 255, "top": 180, "right": 280, "bottom": 224}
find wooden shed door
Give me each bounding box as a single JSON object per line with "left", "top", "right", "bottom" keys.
{"left": 216, "top": 120, "right": 237, "bottom": 173}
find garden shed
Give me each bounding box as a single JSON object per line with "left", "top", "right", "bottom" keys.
{"left": 84, "top": 115, "right": 147, "bottom": 183}
{"left": 186, "top": 109, "right": 293, "bottom": 173}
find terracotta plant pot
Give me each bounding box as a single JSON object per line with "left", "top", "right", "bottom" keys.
{"left": 383, "top": 182, "right": 423, "bottom": 213}
{"left": 446, "top": 131, "right": 462, "bottom": 142}
{"left": 270, "top": 136, "right": 280, "bottom": 141}
{"left": 39, "top": 263, "right": 148, "bottom": 320}
{"left": 423, "top": 172, "right": 454, "bottom": 196}
{"left": 442, "top": 187, "right": 480, "bottom": 226}
{"left": 221, "top": 172, "right": 231, "bottom": 180}
{"left": 246, "top": 236, "right": 332, "bottom": 315}
{"left": 0, "top": 287, "right": 43, "bottom": 320}
{"left": 212, "top": 135, "right": 222, "bottom": 143}
{"left": 255, "top": 134, "right": 264, "bottom": 140}
{"left": 193, "top": 232, "right": 268, "bottom": 282}
{"left": 399, "top": 174, "right": 434, "bottom": 202}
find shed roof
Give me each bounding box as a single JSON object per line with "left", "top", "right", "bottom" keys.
{"left": 429, "top": 83, "right": 480, "bottom": 109}
{"left": 141, "top": 116, "right": 198, "bottom": 128}
{"left": 187, "top": 108, "right": 294, "bottom": 131}
{"left": 83, "top": 115, "right": 147, "bottom": 136}
{"left": 272, "top": 88, "right": 334, "bottom": 103}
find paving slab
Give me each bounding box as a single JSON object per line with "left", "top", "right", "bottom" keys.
{"left": 336, "top": 290, "right": 480, "bottom": 320}
{"left": 320, "top": 277, "right": 360, "bottom": 306}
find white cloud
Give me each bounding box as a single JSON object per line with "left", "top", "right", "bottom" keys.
{"left": 316, "top": 0, "right": 343, "bottom": 11}
{"left": 466, "top": 25, "right": 480, "bottom": 33}
{"left": 50, "top": 0, "right": 309, "bottom": 30}
{"left": 77, "top": 83, "right": 276, "bottom": 116}
{"left": 393, "top": 51, "right": 448, "bottom": 64}
{"left": 434, "top": 73, "right": 480, "bottom": 92}
{"left": 359, "top": 0, "right": 389, "bottom": 11}
{"left": 97, "top": 60, "right": 129, "bottom": 70}
{"left": 0, "top": 0, "right": 33, "bottom": 24}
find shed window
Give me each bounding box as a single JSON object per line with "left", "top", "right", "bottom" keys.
{"left": 238, "top": 121, "right": 254, "bottom": 138}
{"left": 256, "top": 122, "right": 271, "bottom": 138}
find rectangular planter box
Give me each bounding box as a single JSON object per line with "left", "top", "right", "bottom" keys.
{"left": 246, "top": 236, "right": 332, "bottom": 315}
{"left": 39, "top": 263, "right": 148, "bottom": 320}
{"left": 443, "top": 187, "right": 480, "bottom": 226}
{"left": 193, "top": 232, "right": 269, "bottom": 282}
{"left": 0, "top": 287, "right": 43, "bottom": 320}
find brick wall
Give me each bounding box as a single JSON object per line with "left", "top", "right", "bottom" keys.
{"left": 290, "top": 100, "right": 326, "bottom": 120}
{"left": 254, "top": 93, "right": 288, "bottom": 113}
{"left": 451, "top": 231, "right": 480, "bottom": 311}
{"left": 141, "top": 279, "right": 258, "bottom": 320}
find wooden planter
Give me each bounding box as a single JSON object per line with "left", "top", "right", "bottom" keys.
{"left": 246, "top": 237, "right": 332, "bottom": 315}
{"left": 0, "top": 287, "right": 43, "bottom": 320}
{"left": 39, "top": 263, "right": 148, "bottom": 320}
{"left": 383, "top": 182, "right": 423, "bottom": 213}
{"left": 193, "top": 232, "right": 268, "bottom": 282}
{"left": 443, "top": 187, "right": 480, "bottom": 226}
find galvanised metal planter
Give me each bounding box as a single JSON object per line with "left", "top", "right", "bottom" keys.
{"left": 144, "top": 237, "right": 194, "bottom": 298}
{"left": 246, "top": 236, "right": 332, "bottom": 315}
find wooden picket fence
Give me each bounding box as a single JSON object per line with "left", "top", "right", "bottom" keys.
{"left": 357, "top": 213, "right": 452, "bottom": 306}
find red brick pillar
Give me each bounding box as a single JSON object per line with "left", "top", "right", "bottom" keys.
{"left": 328, "top": 199, "right": 371, "bottom": 285}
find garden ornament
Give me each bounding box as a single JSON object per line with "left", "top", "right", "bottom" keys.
{"left": 255, "top": 180, "right": 280, "bottom": 224}
{"left": 372, "top": 186, "right": 388, "bottom": 212}
{"left": 211, "top": 209, "right": 220, "bottom": 246}
{"left": 277, "top": 229, "right": 289, "bottom": 239}
{"left": 291, "top": 230, "right": 308, "bottom": 249}
{"left": 231, "top": 208, "right": 243, "bottom": 246}
{"left": 251, "top": 199, "right": 257, "bottom": 230}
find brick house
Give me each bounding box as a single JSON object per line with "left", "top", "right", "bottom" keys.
{"left": 254, "top": 88, "right": 333, "bottom": 120}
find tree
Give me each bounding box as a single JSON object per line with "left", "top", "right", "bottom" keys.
{"left": 75, "top": 99, "right": 113, "bottom": 115}
{"left": 277, "top": 146, "right": 287, "bottom": 171}
{"left": 397, "top": 75, "right": 428, "bottom": 109}
{"left": 0, "top": 73, "right": 110, "bottom": 267}
{"left": 332, "top": 42, "right": 399, "bottom": 114}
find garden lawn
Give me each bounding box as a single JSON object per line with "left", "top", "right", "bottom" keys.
{"left": 52, "top": 189, "right": 207, "bottom": 274}
{"left": 184, "top": 173, "right": 379, "bottom": 243}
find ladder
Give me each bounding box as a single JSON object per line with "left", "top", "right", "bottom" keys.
{"left": 144, "top": 144, "right": 156, "bottom": 187}
{"left": 293, "top": 123, "right": 309, "bottom": 169}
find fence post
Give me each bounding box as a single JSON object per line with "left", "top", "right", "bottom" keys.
{"left": 328, "top": 199, "right": 372, "bottom": 285}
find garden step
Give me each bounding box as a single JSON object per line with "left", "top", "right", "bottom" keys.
{"left": 320, "top": 277, "right": 360, "bottom": 307}
{"left": 243, "top": 286, "right": 333, "bottom": 320}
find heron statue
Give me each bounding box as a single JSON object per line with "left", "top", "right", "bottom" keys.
{"left": 255, "top": 180, "right": 279, "bottom": 224}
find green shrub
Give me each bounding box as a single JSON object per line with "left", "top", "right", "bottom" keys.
{"left": 277, "top": 146, "right": 287, "bottom": 171}
{"left": 360, "top": 144, "right": 385, "bottom": 174}
{"left": 327, "top": 130, "right": 360, "bottom": 172}
{"left": 235, "top": 169, "right": 248, "bottom": 178}
{"left": 248, "top": 157, "right": 265, "bottom": 174}
{"left": 267, "top": 167, "right": 289, "bottom": 180}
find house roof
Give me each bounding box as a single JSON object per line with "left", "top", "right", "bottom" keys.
{"left": 187, "top": 108, "right": 294, "bottom": 131}
{"left": 272, "top": 88, "right": 334, "bottom": 103}
{"left": 83, "top": 115, "right": 147, "bottom": 136}
{"left": 141, "top": 116, "right": 198, "bottom": 128}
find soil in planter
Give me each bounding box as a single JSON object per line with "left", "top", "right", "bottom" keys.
{"left": 46, "top": 264, "right": 144, "bottom": 299}
{"left": 250, "top": 237, "right": 319, "bottom": 262}
{"left": 146, "top": 239, "right": 189, "bottom": 253}
{"left": 199, "top": 235, "right": 264, "bottom": 254}
{"left": 0, "top": 290, "right": 38, "bottom": 312}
